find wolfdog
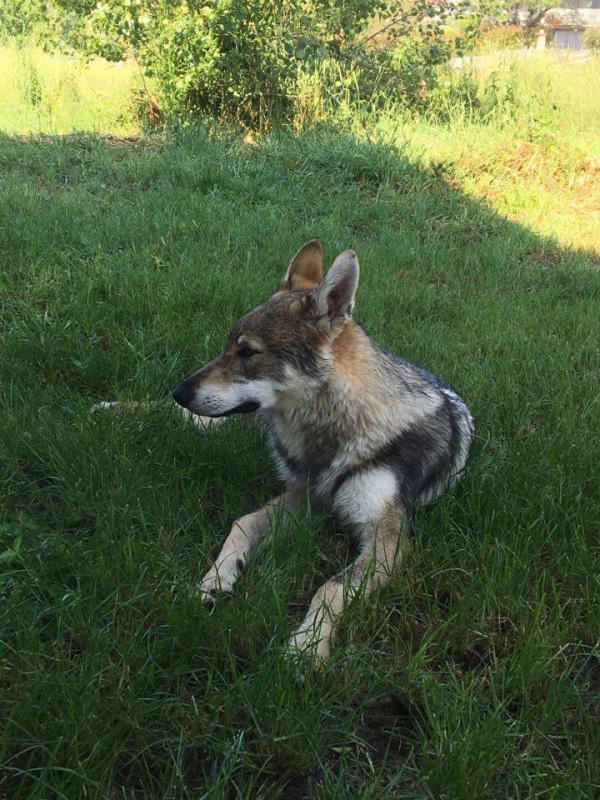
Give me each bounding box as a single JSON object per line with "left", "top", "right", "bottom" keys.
{"left": 173, "top": 241, "right": 474, "bottom": 662}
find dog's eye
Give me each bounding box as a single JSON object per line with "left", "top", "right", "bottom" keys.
{"left": 238, "top": 346, "right": 258, "bottom": 359}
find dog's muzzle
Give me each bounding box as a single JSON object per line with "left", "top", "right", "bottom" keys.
{"left": 216, "top": 400, "right": 261, "bottom": 416}
{"left": 172, "top": 380, "right": 260, "bottom": 417}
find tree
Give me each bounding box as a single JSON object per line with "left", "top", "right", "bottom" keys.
{"left": 476, "top": 0, "right": 569, "bottom": 30}
{"left": 507, "top": 3, "right": 553, "bottom": 30}
{"left": 0, "top": 0, "right": 47, "bottom": 40}
{"left": 46, "top": 0, "right": 454, "bottom": 127}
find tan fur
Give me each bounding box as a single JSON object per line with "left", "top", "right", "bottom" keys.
{"left": 281, "top": 240, "right": 323, "bottom": 291}
{"left": 199, "top": 487, "right": 306, "bottom": 598}
{"left": 329, "top": 324, "right": 375, "bottom": 392}
{"left": 289, "top": 501, "right": 406, "bottom": 661}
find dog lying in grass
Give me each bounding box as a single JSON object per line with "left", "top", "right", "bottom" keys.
{"left": 168, "top": 241, "right": 474, "bottom": 662}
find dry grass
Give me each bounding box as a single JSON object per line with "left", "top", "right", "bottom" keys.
{"left": 0, "top": 43, "right": 142, "bottom": 135}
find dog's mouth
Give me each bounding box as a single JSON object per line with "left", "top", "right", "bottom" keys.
{"left": 211, "top": 400, "right": 261, "bottom": 417}
{"left": 172, "top": 376, "right": 262, "bottom": 417}
{"left": 172, "top": 383, "right": 261, "bottom": 418}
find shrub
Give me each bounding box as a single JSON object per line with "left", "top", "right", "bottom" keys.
{"left": 47, "top": 0, "right": 453, "bottom": 129}
{"left": 583, "top": 28, "right": 600, "bottom": 52}
{"left": 476, "top": 25, "right": 525, "bottom": 54}
{"left": 0, "top": 0, "right": 47, "bottom": 42}
{"left": 425, "top": 67, "right": 481, "bottom": 124}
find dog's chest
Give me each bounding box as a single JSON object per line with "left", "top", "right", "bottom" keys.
{"left": 263, "top": 407, "right": 386, "bottom": 497}
{"left": 266, "top": 418, "right": 336, "bottom": 483}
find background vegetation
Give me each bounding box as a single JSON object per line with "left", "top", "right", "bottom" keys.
{"left": 1, "top": 0, "right": 458, "bottom": 128}
{"left": 0, "top": 5, "right": 599, "bottom": 798}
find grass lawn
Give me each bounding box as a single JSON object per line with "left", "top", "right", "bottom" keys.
{"left": 0, "top": 47, "right": 599, "bottom": 799}
{"left": 384, "top": 51, "right": 600, "bottom": 255}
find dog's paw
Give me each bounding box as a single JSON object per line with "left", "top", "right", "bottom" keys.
{"left": 197, "top": 585, "right": 218, "bottom": 611}
{"left": 287, "top": 625, "right": 331, "bottom": 666}
{"left": 197, "top": 567, "right": 236, "bottom": 608}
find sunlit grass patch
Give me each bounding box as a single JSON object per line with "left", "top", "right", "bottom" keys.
{"left": 383, "top": 52, "right": 600, "bottom": 254}
{"left": 0, "top": 42, "right": 142, "bottom": 136}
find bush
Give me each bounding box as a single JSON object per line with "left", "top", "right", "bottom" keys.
{"left": 475, "top": 25, "right": 525, "bottom": 54}
{"left": 47, "top": 0, "right": 453, "bottom": 129}
{"left": 582, "top": 28, "right": 600, "bottom": 52}
{"left": 426, "top": 67, "right": 481, "bottom": 124}
{"left": 0, "top": 0, "right": 47, "bottom": 42}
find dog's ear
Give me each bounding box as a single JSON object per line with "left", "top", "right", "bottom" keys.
{"left": 281, "top": 240, "right": 323, "bottom": 291}
{"left": 314, "top": 249, "right": 359, "bottom": 328}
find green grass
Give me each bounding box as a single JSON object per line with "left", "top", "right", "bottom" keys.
{"left": 0, "top": 48, "right": 599, "bottom": 799}
{"left": 0, "top": 43, "right": 142, "bottom": 136}
{"left": 377, "top": 51, "right": 600, "bottom": 254}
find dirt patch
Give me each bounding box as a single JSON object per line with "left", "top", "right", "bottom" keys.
{"left": 277, "top": 695, "right": 418, "bottom": 799}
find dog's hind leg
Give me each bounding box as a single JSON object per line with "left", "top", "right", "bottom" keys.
{"left": 288, "top": 468, "right": 408, "bottom": 663}
{"left": 199, "top": 485, "right": 306, "bottom": 604}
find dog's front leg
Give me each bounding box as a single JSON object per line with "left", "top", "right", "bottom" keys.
{"left": 289, "top": 469, "right": 408, "bottom": 663}
{"left": 199, "top": 486, "right": 305, "bottom": 603}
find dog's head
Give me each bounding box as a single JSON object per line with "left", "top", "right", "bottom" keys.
{"left": 172, "top": 241, "right": 360, "bottom": 418}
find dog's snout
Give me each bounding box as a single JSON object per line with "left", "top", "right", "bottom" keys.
{"left": 173, "top": 379, "right": 194, "bottom": 408}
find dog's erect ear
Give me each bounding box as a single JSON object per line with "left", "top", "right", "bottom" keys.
{"left": 314, "top": 249, "right": 359, "bottom": 328}
{"left": 281, "top": 240, "right": 324, "bottom": 291}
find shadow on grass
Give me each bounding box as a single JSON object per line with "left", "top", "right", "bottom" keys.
{"left": 0, "top": 127, "right": 598, "bottom": 799}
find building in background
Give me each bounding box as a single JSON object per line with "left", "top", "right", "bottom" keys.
{"left": 540, "top": 5, "right": 600, "bottom": 50}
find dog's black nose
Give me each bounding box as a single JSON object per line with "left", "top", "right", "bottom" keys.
{"left": 172, "top": 381, "right": 193, "bottom": 408}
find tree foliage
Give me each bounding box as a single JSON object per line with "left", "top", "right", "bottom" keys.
{"left": 43, "top": 0, "right": 453, "bottom": 127}
{"left": 0, "top": 0, "right": 47, "bottom": 40}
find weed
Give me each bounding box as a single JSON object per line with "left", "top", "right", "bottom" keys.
{"left": 0, "top": 43, "right": 141, "bottom": 136}
{"left": 18, "top": 51, "right": 43, "bottom": 107}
